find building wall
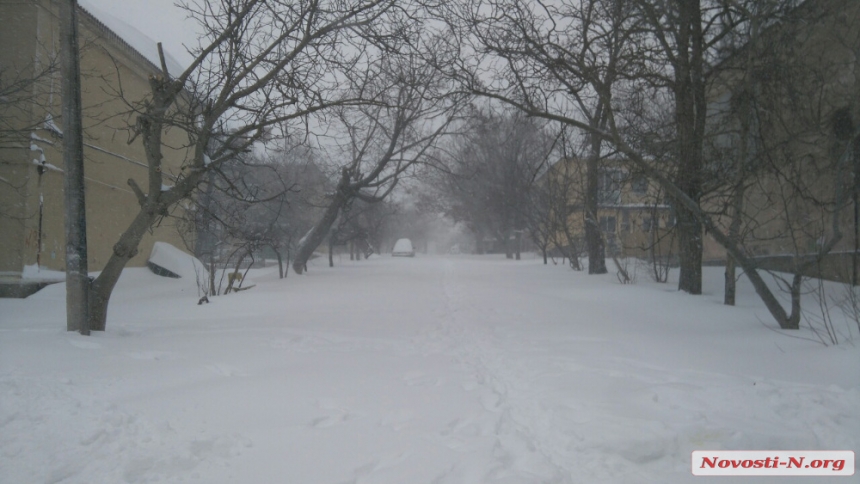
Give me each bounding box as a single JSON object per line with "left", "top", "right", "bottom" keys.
{"left": 0, "top": 0, "right": 190, "bottom": 277}
{"left": 702, "top": 0, "right": 860, "bottom": 266}
{"left": 544, "top": 158, "right": 677, "bottom": 260}
{"left": 0, "top": 0, "right": 40, "bottom": 277}
{"left": 536, "top": 0, "right": 858, "bottom": 275}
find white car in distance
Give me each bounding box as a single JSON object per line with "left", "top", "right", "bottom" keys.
{"left": 392, "top": 238, "right": 415, "bottom": 257}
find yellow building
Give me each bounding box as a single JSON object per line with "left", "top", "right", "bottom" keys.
{"left": 541, "top": 157, "right": 676, "bottom": 261}
{"left": 0, "top": 0, "right": 190, "bottom": 285}
{"left": 701, "top": 0, "right": 860, "bottom": 282}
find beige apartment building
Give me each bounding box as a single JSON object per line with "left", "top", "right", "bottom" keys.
{"left": 542, "top": 157, "right": 677, "bottom": 260}
{"left": 0, "top": 0, "right": 190, "bottom": 283}
{"left": 545, "top": 0, "right": 859, "bottom": 283}
{"left": 701, "top": 0, "right": 860, "bottom": 282}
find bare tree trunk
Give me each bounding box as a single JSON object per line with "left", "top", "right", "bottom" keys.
{"left": 724, "top": 9, "right": 763, "bottom": 304}
{"left": 328, "top": 236, "right": 334, "bottom": 268}
{"left": 725, "top": 137, "right": 747, "bottom": 306}
{"left": 88, "top": 68, "right": 186, "bottom": 329}
{"left": 559, "top": 220, "right": 583, "bottom": 271}
{"left": 725, "top": 129, "right": 747, "bottom": 306}
{"left": 671, "top": 0, "right": 706, "bottom": 295}
{"left": 196, "top": 170, "right": 218, "bottom": 286}
{"left": 585, "top": 132, "right": 607, "bottom": 274}
{"left": 89, "top": 209, "right": 154, "bottom": 330}
{"left": 649, "top": 219, "right": 670, "bottom": 283}
{"left": 238, "top": 252, "right": 254, "bottom": 291}
{"left": 275, "top": 246, "right": 284, "bottom": 279}
{"left": 209, "top": 255, "right": 216, "bottom": 294}
{"left": 618, "top": 140, "right": 805, "bottom": 329}
{"left": 515, "top": 231, "right": 522, "bottom": 260}
{"left": 724, "top": 256, "right": 736, "bottom": 305}
{"left": 60, "top": 0, "right": 89, "bottom": 334}
{"left": 585, "top": 164, "right": 606, "bottom": 274}
{"left": 293, "top": 193, "right": 347, "bottom": 274}
{"left": 675, "top": 209, "right": 703, "bottom": 294}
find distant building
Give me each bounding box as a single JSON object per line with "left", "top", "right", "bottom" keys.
{"left": 540, "top": 157, "right": 676, "bottom": 260}
{"left": 701, "top": 0, "right": 860, "bottom": 282}
{"left": 540, "top": 0, "right": 859, "bottom": 283}
{"left": 0, "top": 0, "right": 190, "bottom": 282}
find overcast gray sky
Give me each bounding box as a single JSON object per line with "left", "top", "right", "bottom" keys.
{"left": 81, "top": 0, "right": 200, "bottom": 68}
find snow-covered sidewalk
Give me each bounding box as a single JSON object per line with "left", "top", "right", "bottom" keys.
{"left": 1, "top": 255, "right": 857, "bottom": 483}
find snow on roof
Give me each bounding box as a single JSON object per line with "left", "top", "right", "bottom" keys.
{"left": 78, "top": 0, "right": 185, "bottom": 77}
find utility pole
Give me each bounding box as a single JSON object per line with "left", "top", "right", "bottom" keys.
{"left": 59, "top": 0, "right": 90, "bottom": 334}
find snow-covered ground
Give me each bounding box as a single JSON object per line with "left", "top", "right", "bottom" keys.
{"left": 1, "top": 254, "right": 858, "bottom": 483}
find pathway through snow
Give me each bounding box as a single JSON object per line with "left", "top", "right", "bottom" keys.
{"left": 1, "top": 255, "right": 857, "bottom": 483}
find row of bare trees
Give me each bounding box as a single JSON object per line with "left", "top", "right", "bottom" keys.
{"left": 289, "top": 53, "right": 464, "bottom": 273}
{"left": 426, "top": 108, "right": 554, "bottom": 259}
{"left": 417, "top": 0, "right": 859, "bottom": 330}
{"left": 177, "top": 143, "right": 327, "bottom": 295}
{"left": 9, "top": 0, "right": 856, "bottom": 333}
{"left": 73, "top": 0, "right": 463, "bottom": 330}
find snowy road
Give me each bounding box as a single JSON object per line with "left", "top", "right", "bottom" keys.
{"left": 1, "top": 255, "right": 858, "bottom": 483}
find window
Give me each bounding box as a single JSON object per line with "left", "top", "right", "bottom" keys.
{"left": 642, "top": 216, "right": 657, "bottom": 233}
{"left": 598, "top": 169, "right": 623, "bottom": 205}
{"left": 600, "top": 215, "right": 617, "bottom": 234}
{"left": 631, "top": 174, "right": 648, "bottom": 195}
{"left": 621, "top": 211, "right": 630, "bottom": 232}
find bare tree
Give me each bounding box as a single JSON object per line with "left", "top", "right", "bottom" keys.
{"left": 0, "top": 54, "right": 59, "bottom": 151}
{"left": 86, "top": 0, "right": 414, "bottom": 330}
{"left": 291, "top": 53, "right": 461, "bottom": 274}
{"left": 438, "top": 0, "right": 642, "bottom": 273}
{"left": 333, "top": 198, "right": 395, "bottom": 260}
{"left": 441, "top": 0, "right": 748, "bottom": 290}
{"left": 437, "top": 0, "right": 859, "bottom": 329}
{"left": 608, "top": 0, "right": 857, "bottom": 329}
{"left": 434, "top": 108, "right": 552, "bottom": 259}
{"left": 705, "top": 0, "right": 782, "bottom": 305}
{"left": 181, "top": 148, "right": 293, "bottom": 293}
{"left": 704, "top": 0, "right": 860, "bottom": 318}
{"left": 523, "top": 176, "right": 555, "bottom": 264}
{"left": 268, "top": 155, "right": 330, "bottom": 277}
{"left": 530, "top": 156, "right": 587, "bottom": 269}
{"left": 426, "top": 149, "right": 495, "bottom": 254}
{"left": 633, "top": 0, "right": 709, "bottom": 294}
